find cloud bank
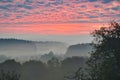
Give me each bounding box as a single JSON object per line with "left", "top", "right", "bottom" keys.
{"left": 0, "top": 0, "right": 120, "bottom": 35}
{"left": 0, "top": 0, "right": 119, "bottom": 23}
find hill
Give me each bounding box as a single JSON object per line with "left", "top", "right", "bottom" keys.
{"left": 0, "top": 39, "right": 68, "bottom": 57}
{"left": 65, "top": 43, "right": 93, "bottom": 57}
{"left": 0, "top": 39, "right": 37, "bottom": 57}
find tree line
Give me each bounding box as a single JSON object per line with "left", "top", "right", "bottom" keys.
{"left": 0, "top": 56, "right": 87, "bottom": 80}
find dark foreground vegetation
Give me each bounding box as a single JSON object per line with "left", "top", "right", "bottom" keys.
{"left": 0, "top": 21, "right": 120, "bottom": 80}
{"left": 0, "top": 56, "right": 87, "bottom": 80}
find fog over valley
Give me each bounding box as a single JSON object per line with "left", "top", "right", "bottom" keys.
{"left": 0, "top": 38, "right": 93, "bottom": 63}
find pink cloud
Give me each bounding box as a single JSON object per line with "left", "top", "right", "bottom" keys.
{"left": 0, "top": 0, "right": 119, "bottom": 35}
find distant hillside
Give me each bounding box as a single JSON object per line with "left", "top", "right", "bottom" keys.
{"left": 0, "top": 39, "right": 68, "bottom": 57}
{"left": 65, "top": 43, "right": 93, "bottom": 57}
{"left": 0, "top": 39, "right": 37, "bottom": 57}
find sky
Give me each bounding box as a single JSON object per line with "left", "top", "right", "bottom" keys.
{"left": 0, "top": 0, "right": 120, "bottom": 44}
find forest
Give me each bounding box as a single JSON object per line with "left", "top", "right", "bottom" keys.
{"left": 0, "top": 21, "right": 120, "bottom": 80}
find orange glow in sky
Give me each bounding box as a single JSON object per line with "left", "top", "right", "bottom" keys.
{"left": 0, "top": 23, "right": 105, "bottom": 35}
{"left": 0, "top": 0, "right": 120, "bottom": 37}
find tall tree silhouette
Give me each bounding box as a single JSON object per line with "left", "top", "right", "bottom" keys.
{"left": 87, "top": 21, "right": 120, "bottom": 80}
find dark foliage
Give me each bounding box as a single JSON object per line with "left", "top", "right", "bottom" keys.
{"left": 0, "top": 56, "right": 87, "bottom": 80}
{"left": 0, "top": 70, "right": 20, "bottom": 80}
{"left": 87, "top": 21, "right": 120, "bottom": 80}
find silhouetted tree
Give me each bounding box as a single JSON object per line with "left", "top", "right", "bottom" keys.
{"left": 61, "top": 57, "right": 87, "bottom": 72}
{"left": 87, "top": 21, "right": 120, "bottom": 80}
{"left": 0, "top": 70, "right": 20, "bottom": 80}
{"left": 21, "top": 60, "right": 47, "bottom": 80}
{"left": 46, "top": 57, "right": 61, "bottom": 80}
{"left": 40, "top": 51, "right": 56, "bottom": 63}
{"left": 0, "top": 59, "right": 21, "bottom": 73}
{"left": 47, "top": 57, "right": 60, "bottom": 68}
{"left": 64, "top": 67, "right": 87, "bottom": 80}
{"left": 61, "top": 57, "right": 88, "bottom": 80}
